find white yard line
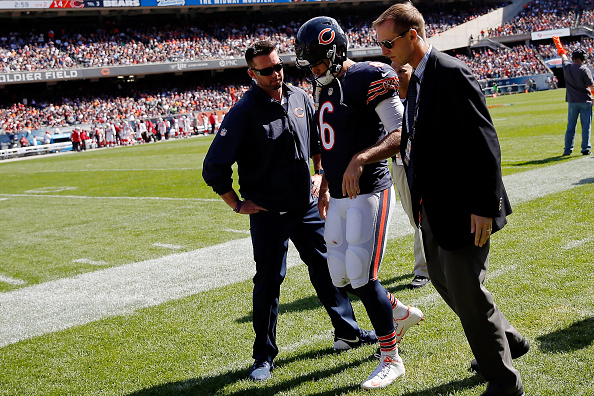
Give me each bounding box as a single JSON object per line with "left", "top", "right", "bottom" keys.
{"left": 0, "top": 275, "right": 27, "bottom": 286}
{"left": 0, "top": 194, "right": 220, "bottom": 202}
{"left": 152, "top": 243, "right": 183, "bottom": 250}
{"left": 562, "top": 235, "right": 594, "bottom": 250}
{"left": 222, "top": 229, "right": 252, "bottom": 235}
{"left": 19, "top": 168, "right": 202, "bottom": 173}
{"left": 0, "top": 157, "right": 592, "bottom": 348}
{"left": 73, "top": 259, "right": 109, "bottom": 266}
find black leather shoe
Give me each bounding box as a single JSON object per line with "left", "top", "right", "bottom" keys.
{"left": 408, "top": 275, "right": 430, "bottom": 289}
{"left": 248, "top": 360, "right": 274, "bottom": 381}
{"left": 470, "top": 338, "right": 530, "bottom": 374}
{"left": 583, "top": 150, "right": 591, "bottom": 155}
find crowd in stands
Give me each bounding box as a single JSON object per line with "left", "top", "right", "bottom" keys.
{"left": 0, "top": 81, "right": 250, "bottom": 133}
{"left": 4, "top": 1, "right": 593, "bottom": 74}
{"left": 3, "top": 0, "right": 594, "bottom": 135}
{"left": 485, "top": 0, "right": 594, "bottom": 37}
{"left": 1, "top": 3, "right": 513, "bottom": 72}
{"left": 0, "top": 74, "right": 317, "bottom": 134}
{"left": 0, "top": 39, "right": 568, "bottom": 134}
{"left": 456, "top": 44, "right": 550, "bottom": 80}
{"left": 538, "top": 36, "right": 594, "bottom": 59}
{"left": 2, "top": 114, "right": 217, "bottom": 152}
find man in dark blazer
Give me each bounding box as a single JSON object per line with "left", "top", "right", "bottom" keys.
{"left": 374, "top": 3, "right": 528, "bottom": 396}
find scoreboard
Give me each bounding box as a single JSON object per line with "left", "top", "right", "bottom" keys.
{"left": 0, "top": 0, "right": 304, "bottom": 8}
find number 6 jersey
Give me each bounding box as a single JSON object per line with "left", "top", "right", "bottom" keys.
{"left": 315, "top": 61, "right": 400, "bottom": 198}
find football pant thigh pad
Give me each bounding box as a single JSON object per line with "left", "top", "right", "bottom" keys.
{"left": 346, "top": 246, "right": 372, "bottom": 289}
{"left": 327, "top": 250, "right": 349, "bottom": 287}
{"left": 345, "top": 205, "right": 374, "bottom": 245}
{"left": 324, "top": 202, "right": 344, "bottom": 248}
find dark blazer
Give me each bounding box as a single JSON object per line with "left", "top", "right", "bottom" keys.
{"left": 403, "top": 49, "right": 512, "bottom": 250}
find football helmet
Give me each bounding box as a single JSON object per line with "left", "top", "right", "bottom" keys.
{"left": 295, "top": 16, "right": 349, "bottom": 86}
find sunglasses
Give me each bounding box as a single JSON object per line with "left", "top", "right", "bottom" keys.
{"left": 251, "top": 61, "right": 283, "bottom": 76}
{"left": 376, "top": 28, "right": 411, "bottom": 49}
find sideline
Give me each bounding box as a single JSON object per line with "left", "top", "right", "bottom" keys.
{"left": 0, "top": 157, "right": 592, "bottom": 348}
{"left": 0, "top": 193, "right": 220, "bottom": 202}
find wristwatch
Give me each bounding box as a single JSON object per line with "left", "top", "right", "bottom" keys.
{"left": 314, "top": 169, "right": 324, "bottom": 175}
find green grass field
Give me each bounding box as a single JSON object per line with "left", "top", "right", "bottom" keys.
{"left": 1, "top": 89, "right": 593, "bottom": 395}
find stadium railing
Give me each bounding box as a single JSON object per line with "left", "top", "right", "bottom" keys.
{"left": 0, "top": 142, "right": 72, "bottom": 160}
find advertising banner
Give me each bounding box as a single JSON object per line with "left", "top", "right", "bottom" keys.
{"left": 531, "top": 28, "right": 571, "bottom": 41}
{"left": 140, "top": 0, "right": 292, "bottom": 5}
{"left": 1, "top": 0, "right": 326, "bottom": 8}
{"left": 0, "top": 58, "right": 248, "bottom": 85}
{"left": 0, "top": 0, "right": 104, "bottom": 8}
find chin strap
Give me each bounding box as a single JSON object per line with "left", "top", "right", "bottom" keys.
{"left": 335, "top": 77, "right": 347, "bottom": 107}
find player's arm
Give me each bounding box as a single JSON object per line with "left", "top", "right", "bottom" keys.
{"left": 318, "top": 174, "right": 330, "bottom": 220}
{"left": 342, "top": 95, "right": 404, "bottom": 198}
{"left": 311, "top": 153, "right": 323, "bottom": 197}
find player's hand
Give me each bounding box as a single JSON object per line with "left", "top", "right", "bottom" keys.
{"left": 318, "top": 190, "right": 330, "bottom": 220}
{"left": 552, "top": 36, "right": 567, "bottom": 56}
{"left": 311, "top": 174, "right": 323, "bottom": 197}
{"left": 342, "top": 157, "right": 364, "bottom": 199}
{"left": 240, "top": 200, "right": 267, "bottom": 214}
{"left": 471, "top": 214, "right": 493, "bottom": 247}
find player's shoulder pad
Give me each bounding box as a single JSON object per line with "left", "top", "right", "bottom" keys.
{"left": 356, "top": 61, "right": 399, "bottom": 105}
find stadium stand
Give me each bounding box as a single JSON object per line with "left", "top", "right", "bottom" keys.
{"left": 486, "top": 0, "right": 594, "bottom": 37}
{"left": 456, "top": 44, "right": 550, "bottom": 80}
{"left": 1, "top": 2, "right": 511, "bottom": 71}
{"left": 1, "top": 0, "right": 592, "bottom": 144}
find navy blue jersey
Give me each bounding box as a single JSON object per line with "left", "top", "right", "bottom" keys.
{"left": 315, "top": 61, "right": 399, "bottom": 198}
{"left": 203, "top": 82, "right": 320, "bottom": 212}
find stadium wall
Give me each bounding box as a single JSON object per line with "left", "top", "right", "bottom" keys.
{"left": 428, "top": 0, "right": 530, "bottom": 51}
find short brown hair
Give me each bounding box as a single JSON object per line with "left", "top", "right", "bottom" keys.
{"left": 373, "top": 2, "right": 426, "bottom": 39}
{"left": 245, "top": 40, "right": 277, "bottom": 69}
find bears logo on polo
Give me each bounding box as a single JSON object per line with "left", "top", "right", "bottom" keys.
{"left": 318, "top": 28, "right": 335, "bottom": 45}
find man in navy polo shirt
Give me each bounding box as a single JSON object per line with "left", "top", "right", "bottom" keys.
{"left": 203, "top": 40, "right": 376, "bottom": 382}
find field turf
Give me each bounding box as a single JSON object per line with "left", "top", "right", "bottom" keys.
{"left": 0, "top": 89, "right": 593, "bottom": 395}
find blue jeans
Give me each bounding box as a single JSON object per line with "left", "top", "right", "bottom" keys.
{"left": 565, "top": 102, "right": 593, "bottom": 154}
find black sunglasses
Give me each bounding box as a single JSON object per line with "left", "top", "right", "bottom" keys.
{"left": 251, "top": 61, "right": 283, "bottom": 76}
{"left": 376, "top": 28, "right": 411, "bottom": 49}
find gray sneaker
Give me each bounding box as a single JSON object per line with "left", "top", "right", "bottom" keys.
{"left": 248, "top": 360, "right": 274, "bottom": 381}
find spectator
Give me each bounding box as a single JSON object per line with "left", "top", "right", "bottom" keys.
{"left": 19, "top": 134, "right": 29, "bottom": 147}
{"left": 71, "top": 129, "right": 81, "bottom": 151}
{"left": 208, "top": 112, "right": 216, "bottom": 134}
{"left": 43, "top": 130, "right": 52, "bottom": 145}
{"left": 557, "top": 46, "right": 594, "bottom": 155}
{"left": 79, "top": 129, "right": 88, "bottom": 150}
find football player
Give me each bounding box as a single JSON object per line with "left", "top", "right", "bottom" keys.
{"left": 295, "top": 16, "right": 424, "bottom": 390}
